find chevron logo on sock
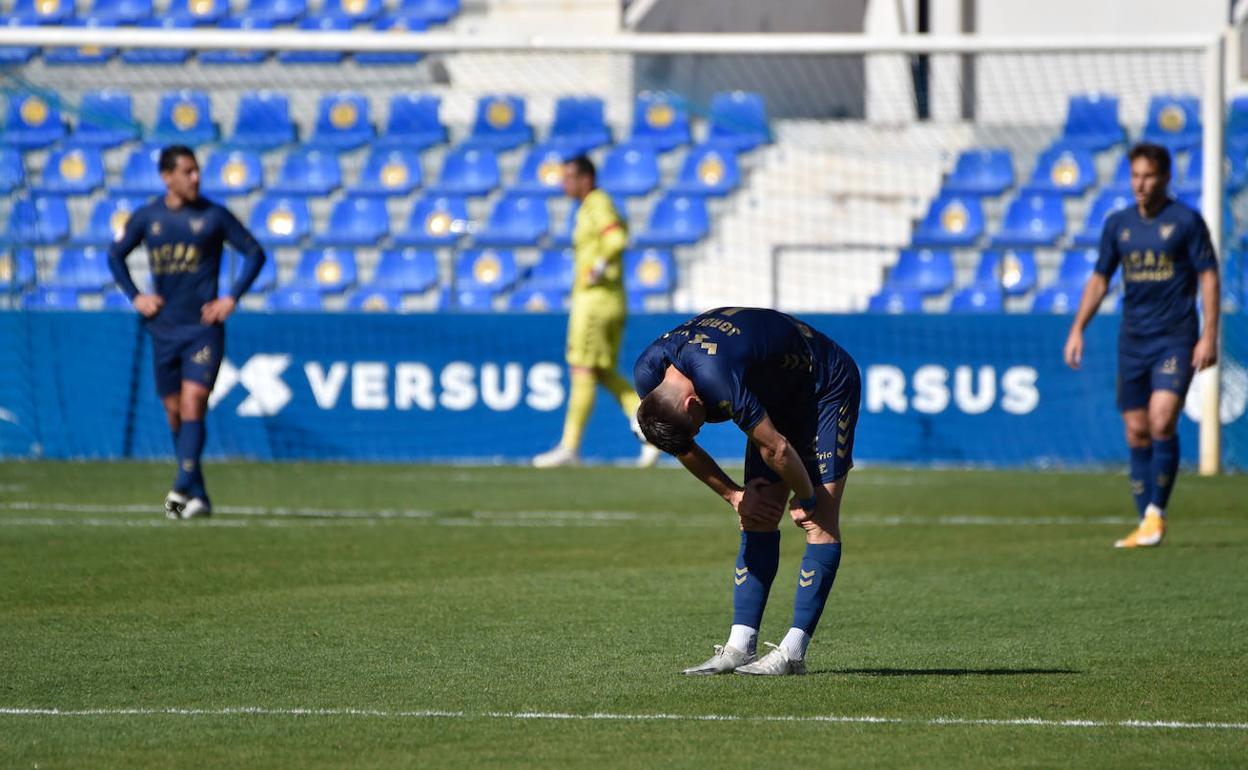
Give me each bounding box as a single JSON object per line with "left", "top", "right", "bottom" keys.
{"left": 799, "top": 568, "right": 815, "bottom": 587}
{"left": 734, "top": 566, "right": 749, "bottom": 585}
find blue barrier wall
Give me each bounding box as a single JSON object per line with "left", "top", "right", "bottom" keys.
{"left": 2, "top": 311, "right": 1244, "bottom": 469}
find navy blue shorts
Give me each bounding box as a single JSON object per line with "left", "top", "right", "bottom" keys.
{"left": 1117, "top": 337, "right": 1194, "bottom": 412}
{"left": 150, "top": 323, "right": 225, "bottom": 398}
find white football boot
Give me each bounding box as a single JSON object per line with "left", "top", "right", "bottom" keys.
{"left": 734, "top": 643, "right": 806, "bottom": 676}
{"left": 164, "top": 491, "right": 188, "bottom": 520}
{"left": 532, "top": 444, "right": 579, "bottom": 468}
{"left": 681, "top": 645, "right": 755, "bottom": 676}
{"left": 181, "top": 497, "right": 212, "bottom": 519}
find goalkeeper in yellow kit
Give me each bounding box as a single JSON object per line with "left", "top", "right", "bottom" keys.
{"left": 533, "top": 155, "right": 661, "bottom": 468}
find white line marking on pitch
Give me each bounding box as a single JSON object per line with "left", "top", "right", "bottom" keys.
{"left": 0, "top": 707, "right": 1244, "bottom": 731}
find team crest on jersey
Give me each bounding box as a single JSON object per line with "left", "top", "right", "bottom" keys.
{"left": 191, "top": 346, "right": 214, "bottom": 365}
{"left": 150, "top": 222, "right": 162, "bottom": 236}
{"left": 190, "top": 217, "right": 205, "bottom": 234}
{"left": 1120, "top": 228, "right": 1130, "bottom": 242}
{"left": 1159, "top": 223, "right": 1175, "bottom": 241}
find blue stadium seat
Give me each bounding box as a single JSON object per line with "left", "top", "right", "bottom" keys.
{"left": 0, "top": 148, "right": 24, "bottom": 194}
{"left": 524, "top": 248, "right": 573, "bottom": 291}
{"left": 624, "top": 248, "right": 675, "bottom": 294}
{"left": 356, "top": 17, "right": 427, "bottom": 66}
{"left": 238, "top": 0, "right": 307, "bottom": 25}
{"left": 670, "top": 145, "right": 740, "bottom": 197}
{"left": 468, "top": 95, "right": 533, "bottom": 151}
{"left": 0, "top": 17, "right": 39, "bottom": 66}
{"left": 10, "top": 0, "right": 73, "bottom": 23}
{"left": 1060, "top": 93, "right": 1125, "bottom": 151}
{"left": 76, "top": 195, "right": 146, "bottom": 246}
{"left": 249, "top": 196, "right": 311, "bottom": 246}
{"left": 266, "top": 287, "right": 323, "bottom": 311}
{"left": 1023, "top": 144, "right": 1096, "bottom": 196}
{"left": 1229, "top": 95, "right": 1248, "bottom": 155}
{"left": 366, "top": 248, "right": 439, "bottom": 293}
{"left": 1057, "top": 248, "right": 1101, "bottom": 288}
{"left": 0, "top": 248, "right": 37, "bottom": 291}
{"left": 73, "top": 90, "right": 139, "bottom": 148}
{"left": 883, "top": 248, "right": 954, "bottom": 296}
{"left": 508, "top": 287, "right": 566, "bottom": 312}
{"left": 102, "top": 289, "right": 135, "bottom": 310}
{"left": 50, "top": 246, "right": 113, "bottom": 290}
{"left": 271, "top": 148, "right": 342, "bottom": 196}
{"left": 278, "top": 16, "right": 352, "bottom": 64}
{"left": 633, "top": 194, "right": 708, "bottom": 247}
{"left": 548, "top": 96, "right": 611, "bottom": 155}
{"left": 350, "top": 147, "right": 423, "bottom": 196}
{"left": 446, "top": 286, "right": 495, "bottom": 312}
{"left": 948, "top": 286, "right": 1003, "bottom": 313}
{"left": 474, "top": 194, "right": 548, "bottom": 247}
{"left": 22, "top": 287, "right": 81, "bottom": 311}
{"left": 1176, "top": 190, "right": 1232, "bottom": 229}
{"left": 320, "top": 0, "right": 382, "bottom": 23}
{"left": 312, "top": 196, "right": 390, "bottom": 247}
{"left": 3, "top": 92, "right": 66, "bottom": 150}
{"left": 5, "top": 195, "right": 69, "bottom": 245}
{"left": 35, "top": 146, "right": 105, "bottom": 195}
{"left": 511, "top": 144, "right": 569, "bottom": 197}
{"left": 429, "top": 145, "right": 499, "bottom": 197}
{"left": 1177, "top": 147, "right": 1246, "bottom": 196}
{"left": 44, "top": 18, "right": 117, "bottom": 66}
{"left": 220, "top": 248, "right": 277, "bottom": 293}
{"left": 201, "top": 149, "right": 263, "bottom": 198}
{"left": 377, "top": 93, "right": 446, "bottom": 150}
{"left": 456, "top": 249, "right": 518, "bottom": 293}
{"left": 599, "top": 144, "right": 660, "bottom": 198}
{"left": 866, "top": 288, "right": 922, "bottom": 314}
{"left": 1073, "top": 190, "right": 1133, "bottom": 246}
{"left": 394, "top": 194, "right": 468, "bottom": 246}
{"left": 942, "top": 148, "right": 1013, "bottom": 196}
{"left": 973, "top": 249, "right": 1036, "bottom": 296}
{"left": 630, "top": 92, "right": 690, "bottom": 152}
{"left": 549, "top": 202, "right": 578, "bottom": 248}
{"left": 122, "top": 18, "right": 192, "bottom": 64}
{"left": 166, "top": 0, "right": 228, "bottom": 24}
{"left": 152, "top": 89, "right": 218, "bottom": 146}
{"left": 910, "top": 194, "right": 984, "bottom": 248}
{"left": 990, "top": 192, "right": 1066, "bottom": 248}
{"left": 200, "top": 18, "right": 272, "bottom": 65}
{"left": 292, "top": 247, "right": 358, "bottom": 292}
{"left": 1142, "top": 95, "right": 1201, "bottom": 153}
{"left": 346, "top": 288, "right": 404, "bottom": 312}
{"left": 116, "top": 144, "right": 164, "bottom": 196}
{"left": 309, "top": 92, "right": 374, "bottom": 150}
{"left": 230, "top": 91, "right": 297, "bottom": 150}
{"left": 84, "top": 0, "right": 152, "bottom": 23}
{"left": 395, "top": 0, "right": 460, "bottom": 24}
{"left": 1031, "top": 284, "right": 1081, "bottom": 314}
{"left": 1104, "top": 153, "right": 1134, "bottom": 193}
{"left": 706, "top": 91, "right": 770, "bottom": 152}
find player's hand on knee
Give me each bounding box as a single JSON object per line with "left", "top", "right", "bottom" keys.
{"left": 737, "top": 479, "right": 784, "bottom": 528}
{"left": 788, "top": 492, "right": 818, "bottom": 528}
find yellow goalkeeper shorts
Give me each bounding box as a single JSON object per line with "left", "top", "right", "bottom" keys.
{"left": 565, "top": 293, "right": 626, "bottom": 369}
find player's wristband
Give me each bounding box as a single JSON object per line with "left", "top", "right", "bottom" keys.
{"left": 797, "top": 494, "right": 818, "bottom": 511}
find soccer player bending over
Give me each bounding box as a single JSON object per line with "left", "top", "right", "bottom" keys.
{"left": 108, "top": 145, "right": 267, "bottom": 520}
{"left": 634, "top": 308, "right": 861, "bottom": 675}
{"left": 1064, "top": 143, "right": 1219, "bottom": 548}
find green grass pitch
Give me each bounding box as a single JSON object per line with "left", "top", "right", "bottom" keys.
{"left": 1, "top": 461, "right": 1245, "bottom": 768}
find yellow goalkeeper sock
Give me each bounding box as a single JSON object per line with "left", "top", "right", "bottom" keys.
{"left": 600, "top": 369, "right": 641, "bottom": 420}
{"left": 559, "top": 369, "right": 597, "bottom": 452}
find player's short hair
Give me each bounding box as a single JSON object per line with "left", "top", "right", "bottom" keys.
{"left": 158, "top": 145, "right": 197, "bottom": 173}
{"left": 1127, "top": 142, "right": 1171, "bottom": 178}
{"left": 565, "top": 154, "right": 596, "bottom": 183}
{"left": 636, "top": 387, "right": 697, "bottom": 456}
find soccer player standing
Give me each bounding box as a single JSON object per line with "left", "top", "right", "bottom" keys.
{"left": 1064, "top": 143, "right": 1219, "bottom": 548}
{"left": 634, "top": 308, "right": 861, "bottom": 675}
{"left": 533, "top": 155, "right": 659, "bottom": 468}
{"left": 108, "top": 145, "right": 267, "bottom": 519}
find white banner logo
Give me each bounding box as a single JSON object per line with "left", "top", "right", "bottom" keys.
{"left": 209, "top": 354, "right": 293, "bottom": 416}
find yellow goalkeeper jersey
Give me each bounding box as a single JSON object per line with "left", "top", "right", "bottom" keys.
{"left": 571, "top": 189, "right": 628, "bottom": 295}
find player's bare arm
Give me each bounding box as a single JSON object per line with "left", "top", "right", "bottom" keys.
{"left": 1192, "top": 268, "right": 1220, "bottom": 370}
{"left": 1064, "top": 272, "right": 1110, "bottom": 369}
{"left": 746, "top": 414, "right": 816, "bottom": 504}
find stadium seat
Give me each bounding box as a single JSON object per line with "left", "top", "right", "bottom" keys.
{"left": 366, "top": 248, "right": 439, "bottom": 293}
{"left": 377, "top": 93, "right": 446, "bottom": 150}
{"left": 511, "top": 144, "right": 570, "bottom": 197}
{"left": 633, "top": 194, "right": 708, "bottom": 247}
{"left": 346, "top": 288, "right": 404, "bottom": 312}
{"left": 349, "top": 147, "right": 423, "bottom": 196}
{"left": 116, "top": 144, "right": 164, "bottom": 197}
{"left": 271, "top": 148, "right": 342, "bottom": 196}
{"left": 1229, "top": 95, "right": 1248, "bottom": 156}
{"left": 524, "top": 248, "right": 573, "bottom": 291}
{"left": 249, "top": 196, "right": 311, "bottom": 247}
{"left": 0, "top": 17, "right": 39, "bottom": 66}
{"left": 166, "top": 0, "right": 228, "bottom": 24}
{"left": 429, "top": 145, "right": 500, "bottom": 197}
{"left": 395, "top": 0, "right": 460, "bottom": 25}
{"left": 200, "top": 18, "right": 272, "bottom": 65}
{"left": 0, "top": 148, "right": 24, "bottom": 195}
{"left": 238, "top": 0, "right": 307, "bottom": 25}
{"left": 229, "top": 91, "right": 297, "bottom": 151}
{"left": 866, "top": 288, "right": 922, "bottom": 314}
{"left": 394, "top": 194, "right": 468, "bottom": 246}
{"left": 356, "top": 17, "right": 428, "bottom": 66}
{"left": 456, "top": 249, "right": 518, "bottom": 293}
{"left": 549, "top": 202, "right": 578, "bottom": 248}
{"left": 265, "top": 287, "right": 323, "bottom": 311}
{"left": 1104, "top": 153, "right": 1134, "bottom": 193}
{"left": 320, "top": 0, "right": 382, "bottom": 23}
{"left": 445, "top": 286, "right": 495, "bottom": 312}
{"left": 121, "top": 18, "right": 192, "bottom": 64}
{"left": 990, "top": 192, "right": 1066, "bottom": 248}
{"left": 5, "top": 195, "right": 69, "bottom": 245}
{"left": 942, "top": 148, "right": 1014, "bottom": 196}
{"left": 102, "top": 289, "right": 135, "bottom": 310}
{"left": 1057, "top": 248, "right": 1102, "bottom": 288}
{"left": 1031, "top": 284, "right": 1081, "bottom": 314}
{"left": 49, "top": 246, "right": 113, "bottom": 290}
{"left": 10, "top": 0, "right": 73, "bottom": 23}
{"left": 467, "top": 95, "right": 533, "bottom": 151}
{"left": 599, "top": 144, "right": 660, "bottom": 198}
{"left": 669, "top": 145, "right": 740, "bottom": 197}
{"left": 1177, "top": 147, "right": 1246, "bottom": 196}
{"left": 0, "top": 248, "right": 37, "bottom": 291}
{"left": 22, "top": 287, "right": 81, "bottom": 311}
{"left": 312, "top": 196, "right": 390, "bottom": 247}
{"left": 624, "top": 248, "right": 675, "bottom": 294}
{"left": 201, "top": 149, "right": 263, "bottom": 198}
{"left": 278, "top": 16, "right": 353, "bottom": 64}
{"left": 706, "top": 91, "right": 770, "bottom": 152}
{"left": 1073, "top": 190, "right": 1133, "bottom": 246}
{"left": 548, "top": 97, "right": 611, "bottom": 155}
{"left": 508, "top": 287, "right": 566, "bottom": 312}
{"left": 220, "top": 248, "right": 277, "bottom": 293}
{"left": 76, "top": 196, "right": 146, "bottom": 246}
{"left": 43, "top": 18, "right": 117, "bottom": 66}
{"left": 1060, "top": 93, "right": 1126, "bottom": 151}
{"left": 972, "top": 249, "right": 1036, "bottom": 296}
{"left": 292, "top": 247, "right": 358, "bottom": 292}
{"left": 1142, "top": 95, "right": 1201, "bottom": 153}
{"left": 630, "top": 92, "right": 691, "bottom": 152}
{"left": 151, "top": 89, "right": 218, "bottom": 146}
{"left": 73, "top": 90, "right": 139, "bottom": 148}
{"left": 882, "top": 249, "right": 954, "bottom": 296}
{"left": 1023, "top": 145, "right": 1096, "bottom": 196}
{"left": 309, "top": 92, "right": 374, "bottom": 150}
{"left": 474, "top": 194, "right": 549, "bottom": 247}
{"left": 3, "top": 92, "right": 66, "bottom": 150}
{"left": 910, "top": 194, "right": 984, "bottom": 248}
{"left": 84, "top": 0, "right": 152, "bottom": 23}
{"left": 35, "top": 146, "right": 105, "bottom": 196}
{"left": 948, "top": 286, "right": 1004, "bottom": 313}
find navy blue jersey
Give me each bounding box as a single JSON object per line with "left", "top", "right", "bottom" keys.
{"left": 633, "top": 307, "right": 856, "bottom": 433}
{"left": 1096, "top": 199, "right": 1216, "bottom": 343}
{"left": 108, "top": 197, "right": 265, "bottom": 329}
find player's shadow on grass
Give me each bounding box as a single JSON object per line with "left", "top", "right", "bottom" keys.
{"left": 812, "top": 667, "right": 1080, "bottom": 677}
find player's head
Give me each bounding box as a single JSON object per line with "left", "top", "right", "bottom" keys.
{"left": 636, "top": 368, "right": 705, "bottom": 456}
{"left": 159, "top": 145, "right": 200, "bottom": 203}
{"left": 1127, "top": 143, "right": 1170, "bottom": 209}
{"left": 562, "top": 154, "right": 596, "bottom": 200}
